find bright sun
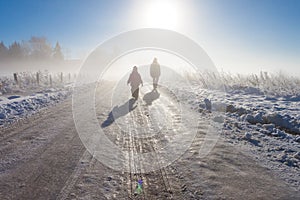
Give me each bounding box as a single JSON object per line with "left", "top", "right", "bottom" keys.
{"left": 143, "top": 0, "right": 181, "bottom": 30}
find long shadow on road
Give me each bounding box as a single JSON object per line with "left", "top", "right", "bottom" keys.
{"left": 101, "top": 98, "right": 137, "bottom": 128}
{"left": 143, "top": 89, "right": 160, "bottom": 105}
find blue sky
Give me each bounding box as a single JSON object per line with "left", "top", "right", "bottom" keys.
{"left": 0, "top": 0, "right": 128, "bottom": 58}
{"left": 0, "top": 0, "right": 299, "bottom": 75}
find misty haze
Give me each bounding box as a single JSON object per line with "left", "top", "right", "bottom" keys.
{"left": 0, "top": 1, "right": 299, "bottom": 200}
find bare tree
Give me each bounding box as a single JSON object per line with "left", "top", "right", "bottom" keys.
{"left": 53, "top": 42, "right": 64, "bottom": 61}
{"left": 28, "top": 36, "right": 52, "bottom": 60}
{"left": 0, "top": 37, "right": 65, "bottom": 64}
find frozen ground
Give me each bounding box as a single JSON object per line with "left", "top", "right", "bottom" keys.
{"left": 0, "top": 74, "right": 72, "bottom": 127}
{"left": 170, "top": 81, "right": 300, "bottom": 190}
{"left": 0, "top": 76, "right": 299, "bottom": 199}
{"left": 0, "top": 88, "right": 71, "bottom": 127}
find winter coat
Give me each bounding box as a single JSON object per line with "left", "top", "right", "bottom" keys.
{"left": 127, "top": 71, "right": 143, "bottom": 90}
{"left": 150, "top": 62, "right": 161, "bottom": 78}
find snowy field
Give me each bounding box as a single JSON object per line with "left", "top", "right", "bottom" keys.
{"left": 0, "top": 72, "right": 72, "bottom": 127}
{"left": 168, "top": 71, "right": 300, "bottom": 190}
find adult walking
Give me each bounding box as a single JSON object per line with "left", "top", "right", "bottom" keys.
{"left": 150, "top": 58, "right": 161, "bottom": 89}
{"left": 127, "top": 66, "right": 143, "bottom": 99}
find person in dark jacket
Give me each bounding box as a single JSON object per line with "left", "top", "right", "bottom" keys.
{"left": 127, "top": 66, "right": 143, "bottom": 99}
{"left": 150, "top": 58, "right": 161, "bottom": 89}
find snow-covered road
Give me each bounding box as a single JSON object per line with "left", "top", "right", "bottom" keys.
{"left": 0, "top": 82, "right": 299, "bottom": 199}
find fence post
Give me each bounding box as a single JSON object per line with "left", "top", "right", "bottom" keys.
{"left": 36, "top": 72, "right": 40, "bottom": 86}
{"left": 13, "top": 73, "right": 18, "bottom": 85}
{"left": 60, "top": 72, "right": 63, "bottom": 83}
{"left": 49, "top": 75, "right": 52, "bottom": 87}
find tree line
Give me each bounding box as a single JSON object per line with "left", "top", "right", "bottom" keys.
{"left": 0, "top": 36, "right": 64, "bottom": 62}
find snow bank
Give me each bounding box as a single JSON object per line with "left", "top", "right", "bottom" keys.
{"left": 0, "top": 89, "right": 70, "bottom": 126}
{"left": 168, "top": 81, "right": 300, "bottom": 174}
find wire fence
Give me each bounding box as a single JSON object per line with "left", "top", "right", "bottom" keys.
{"left": 0, "top": 71, "right": 76, "bottom": 94}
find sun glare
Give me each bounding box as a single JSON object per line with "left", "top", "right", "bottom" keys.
{"left": 143, "top": 0, "right": 181, "bottom": 30}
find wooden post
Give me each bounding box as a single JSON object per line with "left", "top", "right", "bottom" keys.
{"left": 13, "top": 73, "right": 18, "bottom": 85}
{"left": 60, "top": 72, "right": 63, "bottom": 83}
{"left": 49, "top": 75, "right": 52, "bottom": 86}
{"left": 36, "top": 72, "right": 40, "bottom": 86}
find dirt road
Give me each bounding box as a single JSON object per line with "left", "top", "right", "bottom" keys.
{"left": 0, "top": 82, "right": 299, "bottom": 199}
